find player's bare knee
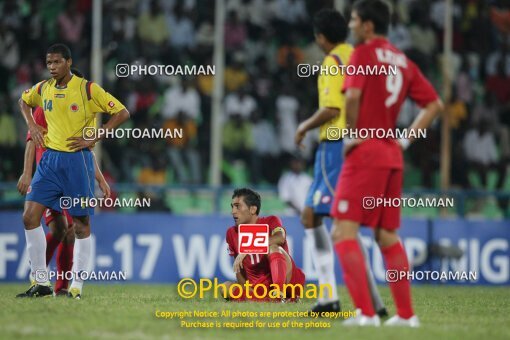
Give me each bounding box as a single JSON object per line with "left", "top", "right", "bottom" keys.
{"left": 64, "top": 223, "right": 76, "bottom": 244}
{"left": 73, "top": 217, "right": 90, "bottom": 238}
{"left": 300, "top": 208, "right": 314, "bottom": 229}
{"left": 22, "top": 210, "right": 39, "bottom": 229}
{"left": 375, "top": 228, "right": 398, "bottom": 248}
{"left": 331, "top": 219, "right": 358, "bottom": 242}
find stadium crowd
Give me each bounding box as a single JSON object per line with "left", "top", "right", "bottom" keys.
{"left": 0, "top": 0, "right": 508, "bottom": 198}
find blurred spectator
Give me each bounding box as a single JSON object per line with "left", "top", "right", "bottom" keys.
{"left": 251, "top": 110, "right": 281, "bottom": 183}
{"left": 162, "top": 78, "right": 201, "bottom": 121}
{"left": 277, "top": 155, "right": 312, "bottom": 215}
{"left": 456, "top": 56, "right": 475, "bottom": 107}
{"left": 196, "top": 17, "right": 214, "bottom": 49}
{"left": 126, "top": 79, "right": 158, "bottom": 124}
{"left": 276, "top": 86, "right": 299, "bottom": 155}
{"left": 224, "top": 87, "right": 257, "bottom": 120}
{"left": 137, "top": 0, "right": 169, "bottom": 60}
{"left": 388, "top": 12, "right": 411, "bottom": 52}
{"left": 110, "top": 4, "right": 137, "bottom": 62}
{"left": 0, "top": 21, "right": 19, "bottom": 72}
{"left": 463, "top": 119, "right": 499, "bottom": 188}
{"left": 166, "top": 4, "right": 196, "bottom": 50}
{"left": 224, "top": 10, "right": 247, "bottom": 51}
{"left": 276, "top": 34, "right": 304, "bottom": 71}
{"left": 408, "top": 15, "right": 437, "bottom": 74}
{"left": 57, "top": 1, "right": 85, "bottom": 58}
{"left": 225, "top": 53, "right": 249, "bottom": 92}
{"left": 446, "top": 92, "right": 468, "bottom": 131}
{"left": 222, "top": 114, "right": 254, "bottom": 166}
{"left": 164, "top": 111, "right": 202, "bottom": 184}
{"left": 485, "top": 60, "right": 510, "bottom": 105}
{"left": 274, "top": 0, "right": 307, "bottom": 25}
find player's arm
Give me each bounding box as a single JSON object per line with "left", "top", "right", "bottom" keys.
{"left": 269, "top": 229, "right": 285, "bottom": 247}
{"left": 401, "top": 64, "right": 444, "bottom": 149}
{"left": 17, "top": 140, "right": 36, "bottom": 195}
{"left": 91, "top": 151, "right": 111, "bottom": 198}
{"left": 295, "top": 107, "right": 340, "bottom": 147}
{"left": 19, "top": 93, "right": 45, "bottom": 148}
{"left": 343, "top": 88, "right": 363, "bottom": 156}
{"left": 235, "top": 259, "right": 247, "bottom": 285}
{"left": 402, "top": 99, "right": 443, "bottom": 148}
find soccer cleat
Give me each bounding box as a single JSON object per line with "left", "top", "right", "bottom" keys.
{"left": 54, "top": 289, "right": 68, "bottom": 297}
{"left": 343, "top": 309, "right": 381, "bottom": 326}
{"left": 16, "top": 284, "right": 53, "bottom": 298}
{"left": 310, "top": 300, "right": 341, "bottom": 314}
{"left": 384, "top": 315, "right": 420, "bottom": 327}
{"left": 67, "top": 287, "right": 82, "bottom": 300}
{"left": 377, "top": 307, "right": 389, "bottom": 318}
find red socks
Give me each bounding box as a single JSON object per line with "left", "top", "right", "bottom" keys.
{"left": 381, "top": 242, "right": 414, "bottom": 318}
{"left": 335, "top": 239, "right": 375, "bottom": 316}
{"left": 55, "top": 243, "right": 74, "bottom": 292}
{"left": 269, "top": 252, "right": 287, "bottom": 293}
{"left": 45, "top": 233, "right": 60, "bottom": 266}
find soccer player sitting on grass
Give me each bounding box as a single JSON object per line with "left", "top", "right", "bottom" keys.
{"left": 224, "top": 188, "right": 306, "bottom": 302}
{"left": 17, "top": 43, "right": 129, "bottom": 299}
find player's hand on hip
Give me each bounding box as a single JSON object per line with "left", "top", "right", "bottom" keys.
{"left": 99, "top": 180, "right": 111, "bottom": 198}
{"left": 233, "top": 253, "right": 247, "bottom": 273}
{"left": 66, "top": 136, "right": 96, "bottom": 151}
{"left": 17, "top": 173, "right": 32, "bottom": 195}
{"left": 28, "top": 123, "right": 46, "bottom": 148}
{"left": 294, "top": 123, "right": 307, "bottom": 149}
{"left": 342, "top": 138, "right": 363, "bottom": 157}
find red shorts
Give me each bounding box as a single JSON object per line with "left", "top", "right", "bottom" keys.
{"left": 230, "top": 263, "right": 306, "bottom": 302}
{"left": 44, "top": 208, "right": 73, "bottom": 227}
{"left": 330, "top": 164, "right": 402, "bottom": 230}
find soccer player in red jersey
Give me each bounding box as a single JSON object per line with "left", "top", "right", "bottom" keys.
{"left": 329, "top": 0, "right": 443, "bottom": 326}
{"left": 17, "top": 104, "right": 110, "bottom": 296}
{"left": 224, "top": 188, "right": 305, "bottom": 301}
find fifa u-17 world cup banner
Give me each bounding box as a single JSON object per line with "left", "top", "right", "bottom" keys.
{"left": 0, "top": 212, "right": 508, "bottom": 285}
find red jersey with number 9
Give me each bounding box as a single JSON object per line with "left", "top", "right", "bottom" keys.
{"left": 342, "top": 38, "right": 438, "bottom": 169}
{"left": 226, "top": 215, "right": 289, "bottom": 283}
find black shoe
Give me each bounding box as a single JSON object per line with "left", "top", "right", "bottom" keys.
{"left": 55, "top": 289, "right": 68, "bottom": 297}
{"left": 310, "top": 300, "right": 341, "bottom": 314}
{"left": 16, "top": 284, "right": 53, "bottom": 298}
{"left": 377, "top": 308, "right": 389, "bottom": 318}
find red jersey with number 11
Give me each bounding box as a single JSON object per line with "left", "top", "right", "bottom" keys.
{"left": 343, "top": 38, "right": 438, "bottom": 169}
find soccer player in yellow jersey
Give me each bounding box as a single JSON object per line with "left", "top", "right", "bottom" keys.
{"left": 17, "top": 44, "right": 129, "bottom": 299}
{"left": 294, "top": 9, "right": 386, "bottom": 315}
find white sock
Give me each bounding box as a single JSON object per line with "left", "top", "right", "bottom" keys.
{"left": 70, "top": 236, "right": 91, "bottom": 291}
{"left": 25, "top": 226, "right": 49, "bottom": 285}
{"left": 306, "top": 224, "right": 339, "bottom": 303}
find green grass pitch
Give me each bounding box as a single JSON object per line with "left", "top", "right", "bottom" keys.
{"left": 1, "top": 284, "right": 508, "bottom": 339}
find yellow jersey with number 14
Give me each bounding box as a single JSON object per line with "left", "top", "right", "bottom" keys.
{"left": 22, "top": 75, "right": 125, "bottom": 152}
{"left": 318, "top": 43, "right": 353, "bottom": 141}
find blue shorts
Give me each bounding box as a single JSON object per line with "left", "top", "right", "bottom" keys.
{"left": 304, "top": 140, "right": 343, "bottom": 215}
{"left": 26, "top": 149, "right": 95, "bottom": 217}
